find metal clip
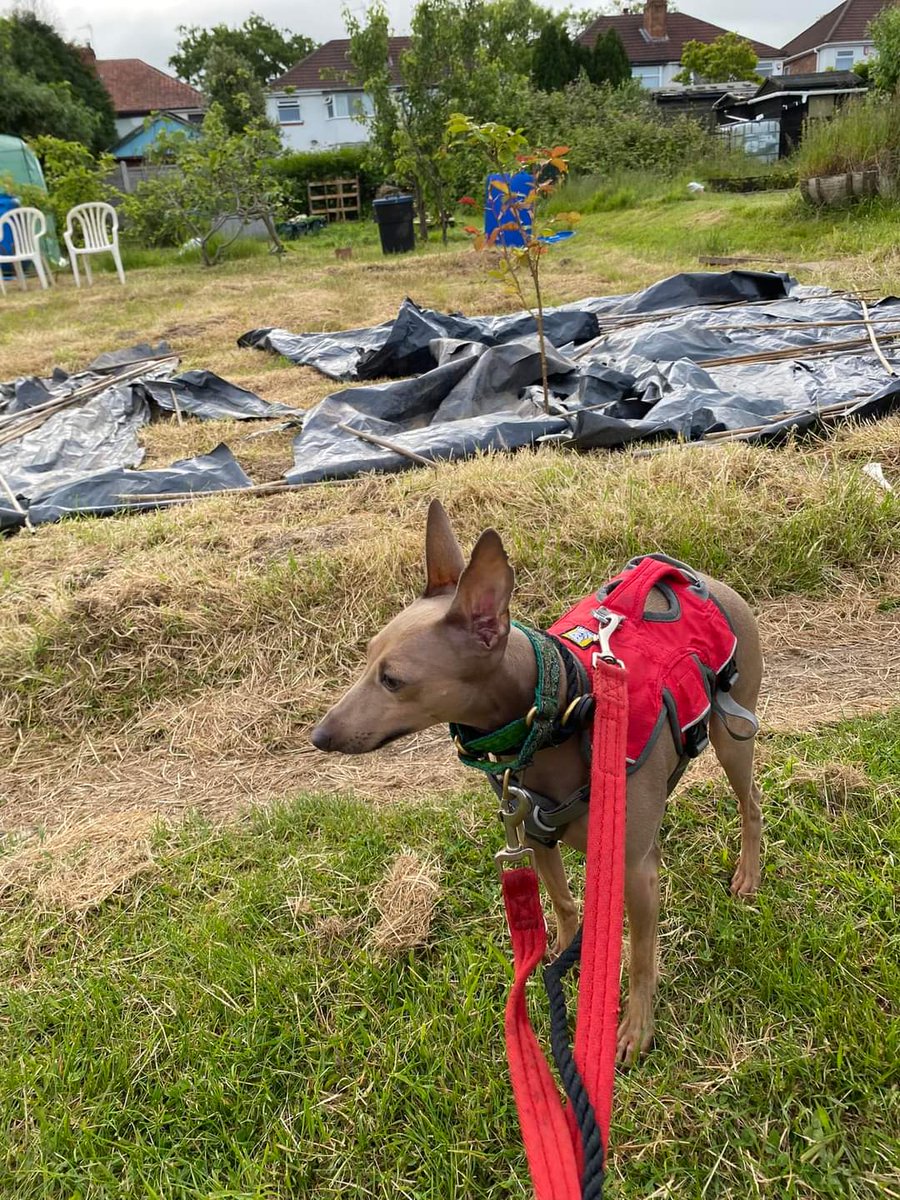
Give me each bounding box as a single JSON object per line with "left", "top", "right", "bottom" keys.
{"left": 494, "top": 769, "right": 534, "bottom": 876}
{"left": 589, "top": 608, "right": 625, "bottom": 668}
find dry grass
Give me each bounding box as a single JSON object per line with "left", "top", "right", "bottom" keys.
{"left": 369, "top": 850, "right": 442, "bottom": 955}
{"left": 0, "top": 807, "right": 157, "bottom": 914}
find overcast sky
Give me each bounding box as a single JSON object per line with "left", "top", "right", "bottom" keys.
{"left": 11, "top": 0, "right": 834, "bottom": 73}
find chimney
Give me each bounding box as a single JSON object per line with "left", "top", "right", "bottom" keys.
{"left": 643, "top": 0, "right": 667, "bottom": 40}
{"left": 75, "top": 44, "right": 96, "bottom": 65}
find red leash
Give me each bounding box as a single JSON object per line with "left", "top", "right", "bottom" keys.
{"left": 500, "top": 656, "right": 628, "bottom": 1199}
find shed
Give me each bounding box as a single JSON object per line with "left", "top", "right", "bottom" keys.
{"left": 716, "top": 71, "right": 867, "bottom": 157}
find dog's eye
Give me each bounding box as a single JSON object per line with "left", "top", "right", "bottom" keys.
{"left": 380, "top": 670, "right": 404, "bottom": 693}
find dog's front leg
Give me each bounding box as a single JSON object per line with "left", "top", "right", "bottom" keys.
{"left": 528, "top": 840, "right": 580, "bottom": 956}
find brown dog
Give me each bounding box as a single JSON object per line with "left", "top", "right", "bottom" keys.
{"left": 312, "top": 500, "right": 763, "bottom": 1063}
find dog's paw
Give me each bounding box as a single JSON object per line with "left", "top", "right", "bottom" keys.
{"left": 730, "top": 857, "right": 761, "bottom": 898}
{"left": 616, "top": 1005, "right": 654, "bottom": 1068}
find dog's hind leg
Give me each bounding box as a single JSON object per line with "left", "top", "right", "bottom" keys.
{"left": 711, "top": 715, "right": 763, "bottom": 897}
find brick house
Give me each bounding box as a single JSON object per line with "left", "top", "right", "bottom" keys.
{"left": 782, "top": 0, "right": 890, "bottom": 75}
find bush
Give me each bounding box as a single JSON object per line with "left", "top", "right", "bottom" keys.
{"left": 794, "top": 96, "right": 900, "bottom": 187}
{"left": 27, "top": 136, "right": 116, "bottom": 229}
{"left": 272, "top": 146, "right": 385, "bottom": 215}
{"left": 523, "top": 78, "right": 716, "bottom": 176}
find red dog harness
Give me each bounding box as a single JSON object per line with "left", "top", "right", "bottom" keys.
{"left": 548, "top": 553, "right": 740, "bottom": 769}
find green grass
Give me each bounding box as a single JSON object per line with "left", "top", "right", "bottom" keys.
{"left": 1, "top": 712, "right": 898, "bottom": 1198}
{"left": 794, "top": 96, "right": 900, "bottom": 183}
{"left": 581, "top": 188, "right": 900, "bottom": 267}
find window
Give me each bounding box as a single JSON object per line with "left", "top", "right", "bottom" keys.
{"left": 276, "top": 98, "right": 301, "bottom": 124}
{"left": 325, "top": 91, "right": 372, "bottom": 119}
{"left": 835, "top": 50, "right": 855, "bottom": 71}
{"left": 757, "top": 61, "right": 775, "bottom": 78}
{"left": 631, "top": 65, "right": 661, "bottom": 88}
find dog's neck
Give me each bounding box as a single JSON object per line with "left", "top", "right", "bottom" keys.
{"left": 461, "top": 623, "right": 543, "bottom": 732}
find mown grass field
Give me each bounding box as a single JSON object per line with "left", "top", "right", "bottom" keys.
{"left": 1, "top": 185, "right": 899, "bottom": 1198}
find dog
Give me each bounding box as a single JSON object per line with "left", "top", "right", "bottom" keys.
{"left": 312, "top": 500, "right": 763, "bottom": 1064}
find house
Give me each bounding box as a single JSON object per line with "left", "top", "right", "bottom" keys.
{"left": 716, "top": 70, "right": 867, "bottom": 158}
{"left": 267, "top": 38, "right": 409, "bottom": 153}
{"left": 579, "top": 0, "right": 783, "bottom": 89}
{"left": 782, "top": 0, "right": 887, "bottom": 74}
{"left": 88, "top": 51, "right": 205, "bottom": 140}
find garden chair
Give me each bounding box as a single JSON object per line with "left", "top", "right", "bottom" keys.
{"left": 63, "top": 201, "right": 126, "bottom": 287}
{"left": 0, "top": 206, "right": 51, "bottom": 294}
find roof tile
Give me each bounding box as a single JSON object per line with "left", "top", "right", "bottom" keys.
{"left": 94, "top": 59, "right": 204, "bottom": 116}
{"left": 782, "top": 0, "right": 886, "bottom": 59}
{"left": 579, "top": 10, "right": 781, "bottom": 63}
{"left": 272, "top": 38, "right": 410, "bottom": 91}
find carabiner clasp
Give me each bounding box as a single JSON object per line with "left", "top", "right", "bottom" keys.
{"left": 494, "top": 769, "right": 534, "bottom": 876}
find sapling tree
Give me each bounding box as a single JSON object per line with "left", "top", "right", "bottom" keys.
{"left": 447, "top": 114, "right": 576, "bottom": 414}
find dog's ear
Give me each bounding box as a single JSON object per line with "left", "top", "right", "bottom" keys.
{"left": 446, "top": 529, "right": 514, "bottom": 651}
{"left": 423, "top": 499, "right": 466, "bottom": 597}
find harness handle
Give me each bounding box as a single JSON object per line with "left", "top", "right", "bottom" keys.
{"left": 599, "top": 556, "right": 697, "bottom": 622}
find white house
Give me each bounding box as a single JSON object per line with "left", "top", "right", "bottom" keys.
{"left": 267, "top": 38, "right": 408, "bottom": 153}
{"left": 578, "top": 0, "right": 783, "bottom": 89}
{"left": 782, "top": 0, "right": 886, "bottom": 74}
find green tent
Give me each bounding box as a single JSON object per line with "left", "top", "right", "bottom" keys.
{"left": 0, "top": 134, "right": 62, "bottom": 264}
{"left": 0, "top": 134, "right": 47, "bottom": 189}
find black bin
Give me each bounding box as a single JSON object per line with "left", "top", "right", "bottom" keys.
{"left": 373, "top": 195, "right": 415, "bottom": 254}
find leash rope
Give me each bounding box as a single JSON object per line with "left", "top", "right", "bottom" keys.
{"left": 500, "top": 656, "right": 628, "bottom": 1199}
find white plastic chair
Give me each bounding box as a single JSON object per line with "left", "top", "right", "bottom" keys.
{"left": 64, "top": 201, "right": 126, "bottom": 287}
{"left": 0, "top": 206, "right": 51, "bottom": 294}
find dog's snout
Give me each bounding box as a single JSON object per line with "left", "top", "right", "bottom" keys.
{"left": 310, "top": 724, "right": 334, "bottom": 752}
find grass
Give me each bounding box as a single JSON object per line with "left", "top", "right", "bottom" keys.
{"left": 794, "top": 96, "right": 900, "bottom": 183}
{"left": 1, "top": 186, "right": 900, "bottom": 1197}
{"left": 1, "top": 712, "right": 898, "bottom": 1198}
{"left": 1, "top": 446, "right": 897, "bottom": 747}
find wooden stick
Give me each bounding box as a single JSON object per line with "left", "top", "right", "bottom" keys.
{"left": 860, "top": 299, "right": 897, "bottom": 377}
{"left": 116, "top": 477, "right": 362, "bottom": 505}
{"left": 0, "top": 467, "right": 34, "bottom": 533}
{"left": 335, "top": 422, "right": 432, "bottom": 466}
{"left": 170, "top": 386, "right": 184, "bottom": 425}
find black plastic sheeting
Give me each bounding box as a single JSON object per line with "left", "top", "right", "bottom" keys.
{"left": 237, "top": 270, "right": 900, "bottom": 485}
{"left": 239, "top": 272, "right": 792, "bottom": 383}
{"left": 28, "top": 443, "right": 250, "bottom": 526}
{"left": 0, "top": 349, "right": 301, "bottom": 532}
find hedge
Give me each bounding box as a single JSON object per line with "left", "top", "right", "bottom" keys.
{"left": 272, "top": 146, "right": 386, "bottom": 216}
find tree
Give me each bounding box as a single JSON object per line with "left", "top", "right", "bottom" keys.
{"left": 170, "top": 14, "right": 316, "bottom": 87}
{"left": 0, "top": 11, "right": 116, "bottom": 149}
{"left": 448, "top": 115, "right": 577, "bottom": 414}
{"left": 122, "top": 106, "right": 285, "bottom": 266}
{"left": 347, "top": 0, "right": 537, "bottom": 242}
{"left": 532, "top": 21, "right": 583, "bottom": 92}
{"left": 591, "top": 28, "right": 631, "bottom": 87}
{"left": 202, "top": 46, "right": 270, "bottom": 132}
{"left": 870, "top": 4, "right": 900, "bottom": 94}
{"left": 674, "top": 32, "right": 761, "bottom": 84}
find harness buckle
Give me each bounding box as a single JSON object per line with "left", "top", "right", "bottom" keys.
{"left": 495, "top": 770, "right": 534, "bottom": 877}
{"left": 589, "top": 608, "right": 625, "bottom": 669}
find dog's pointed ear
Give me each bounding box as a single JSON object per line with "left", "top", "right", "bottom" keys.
{"left": 423, "top": 499, "right": 466, "bottom": 597}
{"left": 446, "top": 529, "right": 515, "bottom": 651}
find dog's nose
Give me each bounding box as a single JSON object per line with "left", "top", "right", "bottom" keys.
{"left": 310, "top": 724, "right": 334, "bottom": 751}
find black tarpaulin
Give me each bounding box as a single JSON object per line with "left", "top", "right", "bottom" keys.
{"left": 238, "top": 272, "right": 900, "bottom": 483}
{"left": 27, "top": 443, "right": 251, "bottom": 526}
{"left": 0, "top": 348, "right": 298, "bottom": 531}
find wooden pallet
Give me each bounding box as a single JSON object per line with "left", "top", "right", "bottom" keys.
{"left": 307, "top": 177, "right": 361, "bottom": 222}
